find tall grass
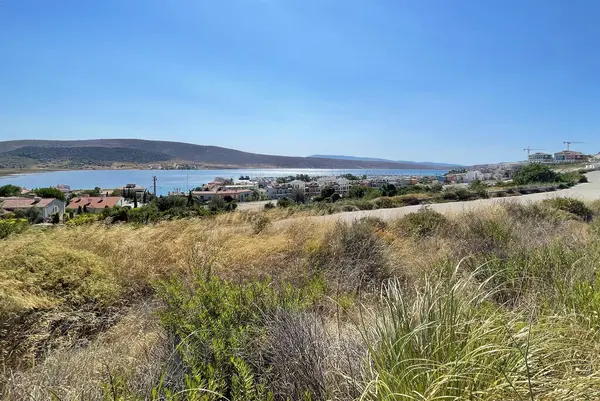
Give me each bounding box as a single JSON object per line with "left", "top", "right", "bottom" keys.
{"left": 2, "top": 198, "right": 600, "bottom": 399}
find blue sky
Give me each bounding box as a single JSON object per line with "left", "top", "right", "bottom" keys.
{"left": 1, "top": 0, "right": 599, "bottom": 165}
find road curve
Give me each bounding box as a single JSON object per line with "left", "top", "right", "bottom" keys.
{"left": 305, "top": 170, "right": 600, "bottom": 223}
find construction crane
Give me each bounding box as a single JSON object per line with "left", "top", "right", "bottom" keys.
{"left": 563, "top": 141, "right": 584, "bottom": 151}
{"left": 524, "top": 147, "right": 544, "bottom": 157}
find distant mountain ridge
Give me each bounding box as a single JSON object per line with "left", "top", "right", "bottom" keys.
{"left": 310, "top": 154, "right": 461, "bottom": 169}
{"left": 0, "top": 139, "right": 453, "bottom": 170}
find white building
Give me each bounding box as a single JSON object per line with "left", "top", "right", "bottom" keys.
{"left": 317, "top": 177, "right": 350, "bottom": 196}
{"left": 466, "top": 170, "right": 492, "bottom": 183}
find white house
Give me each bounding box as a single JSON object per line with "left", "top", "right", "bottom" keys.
{"left": 317, "top": 177, "right": 350, "bottom": 196}
{"left": 466, "top": 170, "right": 492, "bottom": 183}
{"left": 0, "top": 197, "right": 65, "bottom": 218}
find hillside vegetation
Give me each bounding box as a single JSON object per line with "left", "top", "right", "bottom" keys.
{"left": 4, "top": 146, "right": 171, "bottom": 166}
{"left": 0, "top": 139, "right": 447, "bottom": 169}
{"left": 2, "top": 198, "right": 600, "bottom": 400}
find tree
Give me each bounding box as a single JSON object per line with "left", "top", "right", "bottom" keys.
{"left": 292, "top": 189, "right": 306, "bottom": 204}
{"left": 348, "top": 185, "right": 368, "bottom": 199}
{"left": 33, "top": 187, "right": 66, "bottom": 201}
{"left": 51, "top": 213, "right": 60, "bottom": 224}
{"left": 320, "top": 186, "right": 336, "bottom": 199}
{"left": 14, "top": 207, "right": 43, "bottom": 224}
{"left": 187, "top": 191, "right": 194, "bottom": 207}
{"left": 134, "top": 195, "right": 138, "bottom": 208}
{"left": 331, "top": 193, "right": 341, "bottom": 203}
{"left": 513, "top": 164, "right": 560, "bottom": 185}
{"left": 83, "top": 205, "right": 89, "bottom": 213}
{"left": 341, "top": 173, "right": 359, "bottom": 180}
{"left": 0, "top": 184, "right": 21, "bottom": 197}
{"left": 77, "top": 205, "right": 83, "bottom": 214}
{"left": 142, "top": 191, "right": 148, "bottom": 204}
{"left": 223, "top": 195, "right": 234, "bottom": 203}
{"left": 380, "top": 183, "right": 398, "bottom": 197}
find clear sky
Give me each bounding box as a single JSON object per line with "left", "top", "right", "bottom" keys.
{"left": 1, "top": 0, "right": 599, "bottom": 165}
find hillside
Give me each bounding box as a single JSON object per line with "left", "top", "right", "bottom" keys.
{"left": 310, "top": 154, "right": 462, "bottom": 168}
{"left": 6, "top": 146, "right": 170, "bottom": 166}
{"left": 0, "top": 139, "right": 450, "bottom": 170}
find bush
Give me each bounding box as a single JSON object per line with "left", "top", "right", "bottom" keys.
{"left": 579, "top": 175, "right": 589, "bottom": 183}
{"left": 396, "top": 207, "right": 449, "bottom": 237}
{"left": 155, "top": 196, "right": 187, "bottom": 212}
{"left": 264, "top": 202, "right": 275, "bottom": 210}
{"left": 543, "top": 198, "right": 594, "bottom": 221}
{"left": 311, "top": 220, "right": 391, "bottom": 292}
{"left": 513, "top": 164, "right": 560, "bottom": 185}
{"left": 252, "top": 215, "right": 271, "bottom": 234}
{"left": 373, "top": 197, "right": 396, "bottom": 209}
{"left": 277, "top": 197, "right": 293, "bottom": 208}
{"left": 13, "top": 207, "right": 43, "bottom": 224}
{"left": 154, "top": 274, "right": 323, "bottom": 399}
{"left": 0, "top": 218, "right": 28, "bottom": 239}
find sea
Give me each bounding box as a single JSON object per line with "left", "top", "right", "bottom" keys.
{"left": 0, "top": 168, "right": 448, "bottom": 196}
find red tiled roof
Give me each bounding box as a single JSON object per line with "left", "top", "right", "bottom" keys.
{"left": 0, "top": 197, "right": 55, "bottom": 209}
{"left": 67, "top": 196, "right": 122, "bottom": 209}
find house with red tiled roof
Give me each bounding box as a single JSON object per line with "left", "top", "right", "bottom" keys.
{"left": 67, "top": 196, "right": 124, "bottom": 213}
{"left": 0, "top": 197, "right": 65, "bottom": 218}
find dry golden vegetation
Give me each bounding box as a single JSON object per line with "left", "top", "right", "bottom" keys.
{"left": 2, "top": 198, "right": 600, "bottom": 400}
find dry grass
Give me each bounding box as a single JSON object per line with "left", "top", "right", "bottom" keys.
{"left": 2, "top": 199, "right": 600, "bottom": 399}
{"left": 2, "top": 302, "right": 169, "bottom": 401}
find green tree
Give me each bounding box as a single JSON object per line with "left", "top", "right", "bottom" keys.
{"left": 380, "top": 183, "right": 398, "bottom": 197}
{"left": 513, "top": 164, "right": 560, "bottom": 185}
{"left": 187, "top": 191, "right": 194, "bottom": 207}
{"left": 292, "top": 189, "right": 306, "bottom": 204}
{"left": 142, "top": 190, "right": 148, "bottom": 204}
{"left": 134, "top": 194, "right": 138, "bottom": 208}
{"left": 77, "top": 205, "right": 83, "bottom": 214}
{"left": 348, "top": 185, "right": 369, "bottom": 199}
{"left": 320, "top": 186, "right": 336, "bottom": 199}
{"left": 33, "top": 187, "right": 66, "bottom": 201}
{"left": 14, "top": 207, "right": 43, "bottom": 224}
{"left": 83, "top": 205, "right": 89, "bottom": 213}
{"left": 0, "top": 184, "right": 21, "bottom": 197}
{"left": 51, "top": 213, "right": 60, "bottom": 224}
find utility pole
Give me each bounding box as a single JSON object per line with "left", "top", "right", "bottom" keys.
{"left": 152, "top": 176, "right": 157, "bottom": 196}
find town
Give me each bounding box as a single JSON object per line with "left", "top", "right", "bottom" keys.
{"left": 1, "top": 146, "right": 599, "bottom": 224}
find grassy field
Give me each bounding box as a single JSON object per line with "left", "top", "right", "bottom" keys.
{"left": 2, "top": 198, "right": 600, "bottom": 400}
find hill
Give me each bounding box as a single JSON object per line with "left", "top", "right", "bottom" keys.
{"left": 310, "top": 154, "right": 462, "bottom": 169}
{"left": 0, "top": 139, "right": 451, "bottom": 170}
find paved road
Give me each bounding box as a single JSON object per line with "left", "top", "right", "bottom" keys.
{"left": 312, "top": 170, "right": 600, "bottom": 223}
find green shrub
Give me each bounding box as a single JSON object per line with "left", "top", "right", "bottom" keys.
{"left": 396, "top": 207, "right": 449, "bottom": 237}
{"left": 373, "top": 197, "right": 396, "bottom": 209}
{"left": 513, "top": 164, "right": 560, "bottom": 185}
{"left": 277, "top": 197, "right": 293, "bottom": 208}
{"left": 65, "top": 213, "right": 99, "bottom": 226}
{"left": 543, "top": 198, "right": 593, "bottom": 221}
{"left": 154, "top": 274, "right": 324, "bottom": 400}
{"left": 0, "top": 218, "right": 29, "bottom": 239}
{"left": 264, "top": 202, "right": 275, "bottom": 210}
